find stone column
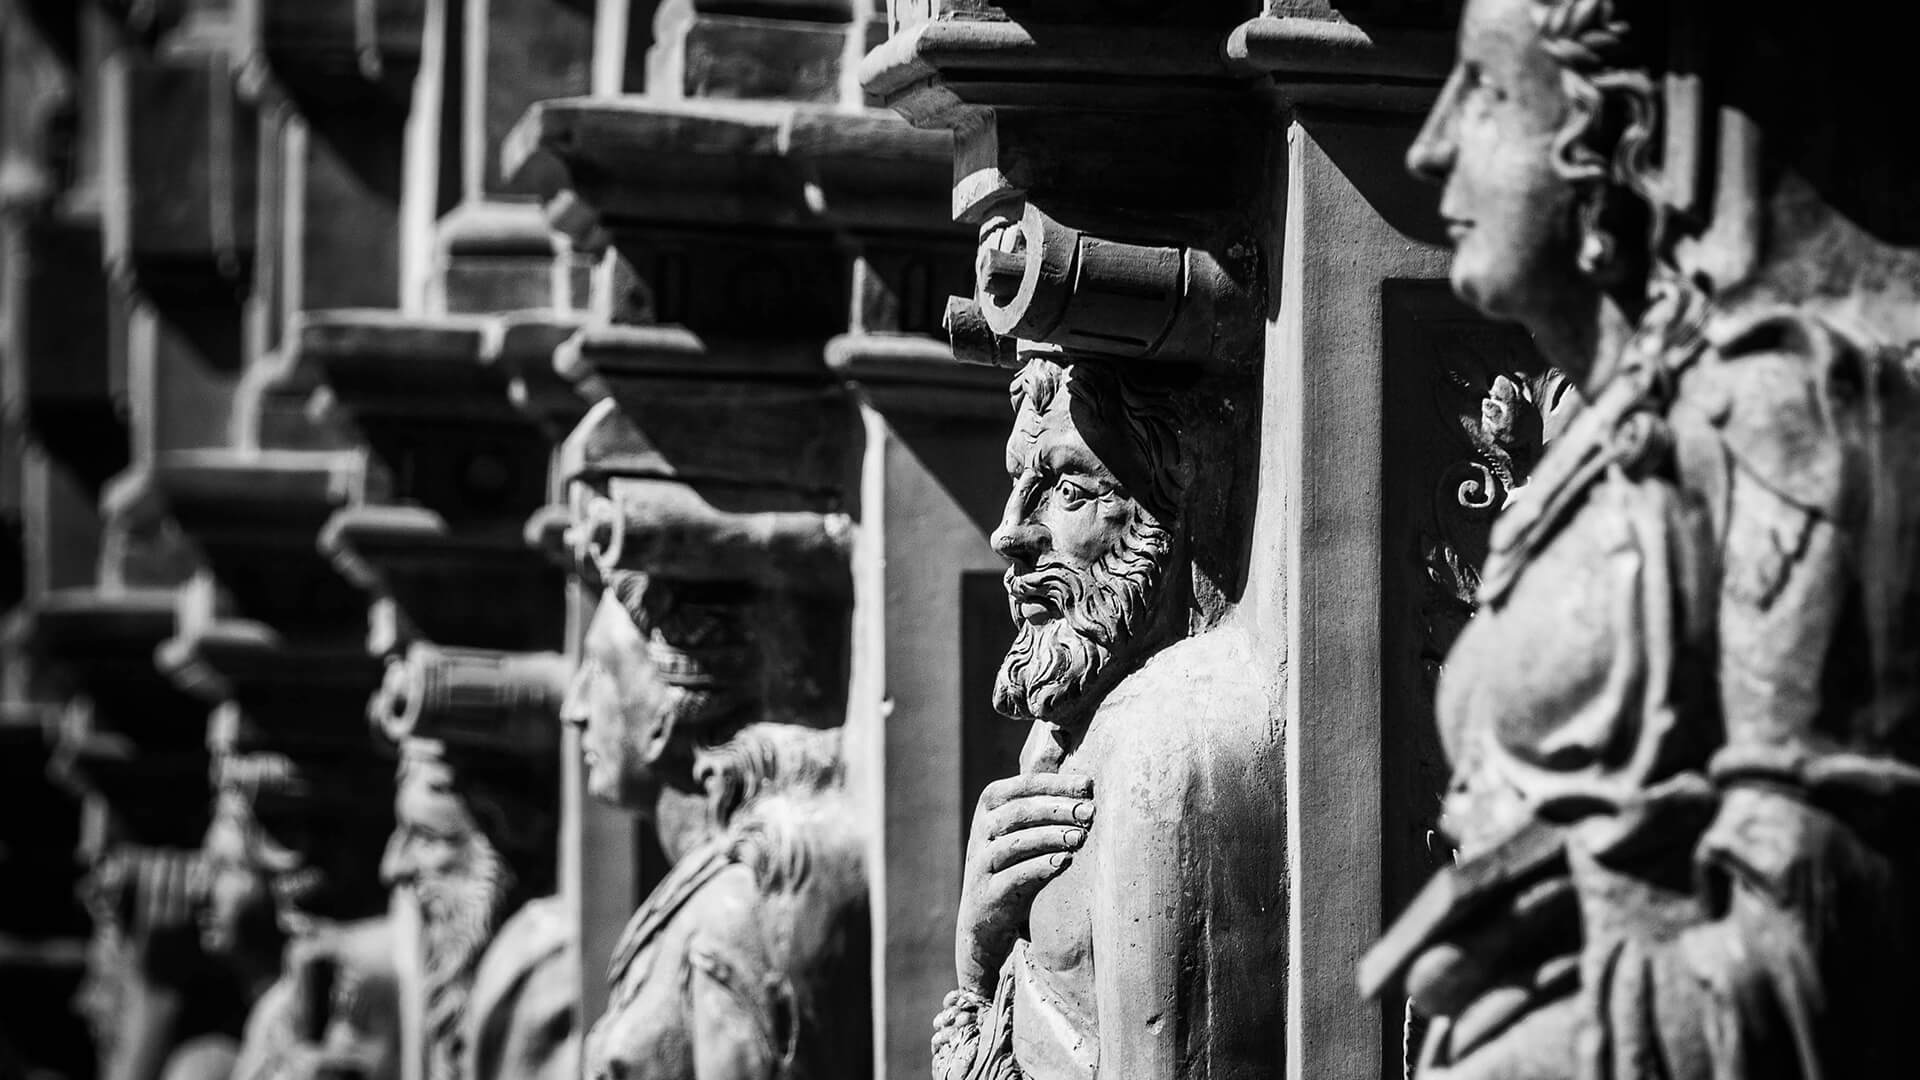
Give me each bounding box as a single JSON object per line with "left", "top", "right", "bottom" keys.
{"left": 280, "top": 5, "right": 595, "bottom": 1076}
{"left": 0, "top": 25, "right": 118, "bottom": 1071}
{"left": 864, "top": 6, "right": 1291, "bottom": 1080}
{"left": 506, "top": 4, "right": 958, "bottom": 1038}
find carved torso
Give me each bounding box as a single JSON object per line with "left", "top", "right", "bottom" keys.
{"left": 999, "top": 627, "right": 1282, "bottom": 1080}
{"left": 585, "top": 793, "right": 869, "bottom": 1080}
{"left": 1425, "top": 301, "right": 1920, "bottom": 1075}
{"left": 464, "top": 896, "right": 579, "bottom": 1080}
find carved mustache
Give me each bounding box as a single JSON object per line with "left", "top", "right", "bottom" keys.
{"left": 1006, "top": 564, "right": 1073, "bottom": 620}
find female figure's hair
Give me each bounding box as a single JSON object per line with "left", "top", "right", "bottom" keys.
{"left": 1530, "top": 0, "right": 1663, "bottom": 280}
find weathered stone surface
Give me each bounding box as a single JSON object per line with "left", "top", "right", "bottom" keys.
{"left": 1363, "top": 2, "right": 1920, "bottom": 1078}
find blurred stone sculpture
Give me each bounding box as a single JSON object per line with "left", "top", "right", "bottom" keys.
{"left": 1361, "top": 0, "right": 1920, "bottom": 1076}
{"left": 216, "top": 743, "right": 401, "bottom": 1080}
{"left": 370, "top": 644, "right": 568, "bottom": 1080}
{"left": 932, "top": 354, "right": 1279, "bottom": 1080}
{"left": 557, "top": 395, "right": 869, "bottom": 1080}
{"left": 74, "top": 846, "right": 248, "bottom": 1080}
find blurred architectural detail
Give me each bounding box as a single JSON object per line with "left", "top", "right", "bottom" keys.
{"left": 1360, "top": 3, "right": 1920, "bottom": 1079}
{"left": 40, "top": 2, "right": 1919, "bottom": 1080}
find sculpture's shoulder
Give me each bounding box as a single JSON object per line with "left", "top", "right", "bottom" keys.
{"left": 472, "top": 896, "right": 574, "bottom": 1011}
{"left": 725, "top": 789, "right": 866, "bottom": 903}
{"left": 1100, "top": 626, "right": 1272, "bottom": 770}
{"left": 1678, "top": 307, "right": 1908, "bottom": 522}
{"left": 466, "top": 896, "right": 579, "bottom": 1080}
{"left": 232, "top": 973, "right": 298, "bottom": 1080}
{"left": 160, "top": 1035, "right": 241, "bottom": 1080}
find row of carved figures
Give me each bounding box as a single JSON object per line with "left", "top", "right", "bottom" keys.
{"left": 34, "top": 1, "right": 1920, "bottom": 1080}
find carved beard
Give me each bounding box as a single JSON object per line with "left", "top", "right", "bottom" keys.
{"left": 994, "top": 514, "right": 1172, "bottom": 725}
{"left": 415, "top": 833, "right": 514, "bottom": 1080}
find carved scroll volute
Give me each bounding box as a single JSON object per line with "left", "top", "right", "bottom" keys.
{"left": 371, "top": 642, "right": 570, "bottom": 753}
{"left": 958, "top": 199, "right": 1259, "bottom": 369}
{"left": 558, "top": 398, "right": 855, "bottom": 591}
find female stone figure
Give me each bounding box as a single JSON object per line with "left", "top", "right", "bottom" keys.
{"left": 1364, "top": 0, "right": 1920, "bottom": 1076}
{"left": 560, "top": 569, "right": 868, "bottom": 1080}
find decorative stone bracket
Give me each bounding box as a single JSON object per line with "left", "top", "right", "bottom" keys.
{"left": 370, "top": 642, "right": 569, "bottom": 754}
{"left": 951, "top": 199, "right": 1257, "bottom": 368}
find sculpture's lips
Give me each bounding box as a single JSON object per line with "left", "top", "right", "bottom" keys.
{"left": 1006, "top": 576, "right": 1060, "bottom": 623}
{"left": 1445, "top": 218, "right": 1472, "bottom": 242}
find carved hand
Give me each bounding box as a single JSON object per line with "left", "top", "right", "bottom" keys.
{"left": 955, "top": 772, "right": 1094, "bottom": 998}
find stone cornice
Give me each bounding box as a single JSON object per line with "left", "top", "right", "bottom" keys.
{"left": 156, "top": 615, "right": 382, "bottom": 712}
{"left": 490, "top": 312, "right": 592, "bottom": 435}
{"left": 143, "top": 450, "right": 363, "bottom": 553}
{"left": 319, "top": 503, "right": 565, "bottom": 652}
{"left": 504, "top": 96, "right": 955, "bottom": 240}
{"left": 296, "top": 311, "right": 509, "bottom": 427}
{"left": 554, "top": 329, "right": 857, "bottom": 509}
{"left": 825, "top": 332, "right": 1009, "bottom": 419}
{"left": 230, "top": 0, "right": 426, "bottom": 110}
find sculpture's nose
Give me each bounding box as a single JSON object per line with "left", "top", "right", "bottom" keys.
{"left": 990, "top": 485, "right": 1048, "bottom": 569}
{"left": 558, "top": 666, "right": 590, "bottom": 729}
{"left": 1406, "top": 77, "right": 1459, "bottom": 185}
{"left": 377, "top": 832, "right": 409, "bottom": 888}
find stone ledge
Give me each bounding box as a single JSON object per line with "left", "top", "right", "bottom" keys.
{"left": 505, "top": 96, "right": 954, "bottom": 237}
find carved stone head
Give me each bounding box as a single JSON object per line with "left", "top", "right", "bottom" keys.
{"left": 199, "top": 789, "right": 285, "bottom": 978}
{"left": 562, "top": 572, "right": 841, "bottom": 818}
{"left": 991, "top": 355, "right": 1196, "bottom": 729}
{"left": 1407, "top": 0, "right": 1657, "bottom": 377}
{"left": 380, "top": 740, "right": 547, "bottom": 1080}
{"left": 213, "top": 751, "right": 393, "bottom": 935}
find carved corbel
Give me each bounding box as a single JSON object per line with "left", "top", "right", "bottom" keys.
{"left": 100, "top": 33, "right": 258, "bottom": 324}
{"left": 955, "top": 199, "right": 1259, "bottom": 368}
{"left": 861, "top": 17, "right": 1267, "bottom": 373}
{"left": 9, "top": 589, "right": 212, "bottom": 845}
{"left": 489, "top": 313, "right": 592, "bottom": 438}
{"left": 298, "top": 312, "right": 568, "bottom": 653}
{"left": 370, "top": 642, "right": 569, "bottom": 754}
{"left": 231, "top": 0, "right": 426, "bottom": 110}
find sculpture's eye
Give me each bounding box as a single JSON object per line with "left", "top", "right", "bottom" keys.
{"left": 1055, "top": 478, "right": 1095, "bottom": 509}
{"left": 1462, "top": 60, "right": 1505, "bottom": 104}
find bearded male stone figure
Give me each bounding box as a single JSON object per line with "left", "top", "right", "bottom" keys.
{"left": 217, "top": 751, "right": 402, "bottom": 1080}
{"left": 932, "top": 356, "right": 1282, "bottom": 1080}
{"left": 380, "top": 740, "right": 559, "bottom": 1080}
{"left": 561, "top": 569, "right": 869, "bottom": 1080}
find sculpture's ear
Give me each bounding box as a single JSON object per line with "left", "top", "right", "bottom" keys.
{"left": 636, "top": 693, "right": 679, "bottom": 765}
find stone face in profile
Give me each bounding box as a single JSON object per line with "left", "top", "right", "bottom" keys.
{"left": 373, "top": 645, "right": 565, "bottom": 1080}
{"left": 1366, "top": 0, "right": 1920, "bottom": 1075}
{"left": 937, "top": 355, "right": 1279, "bottom": 1080}
{"left": 214, "top": 748, "right": 399, "bottom": 1080}
{"left": 561, "top": 575, "right": 868, "bottom": 1080}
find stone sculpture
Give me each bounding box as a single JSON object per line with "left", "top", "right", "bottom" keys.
{"left": 74, "top": 846, "right": 246, "bottom": 1080}
{"left": 561, "top": 569, "right": 868, "bottom": 1080}
{"left": 932, "top": 354, "right": 1279, "bottom": 1080}
{"left": 1362, "top": 0, "right": 1920, "bottom": 1076}
{"left": 214, "top": 746, "right": 401, "bottom": 1080}
{"left": 557, "top": 391, "right": 869, "bottom": 1080}
{"left": 199, "top": 791, "right": 290, "bottom": 1026}
{"left": 370, "top": 644, "right": 567, "bottom": 1080}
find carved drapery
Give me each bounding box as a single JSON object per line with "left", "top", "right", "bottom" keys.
{"left": 1364, "top": 3, "right": 1920, "bottom": 1078}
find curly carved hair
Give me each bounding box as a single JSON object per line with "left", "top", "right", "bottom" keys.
{"left": 1010, "top": 356, "right": 1197, "bottom": 531}
{"left": 1531, "top": 0, "right": 1662, "bottom": 201}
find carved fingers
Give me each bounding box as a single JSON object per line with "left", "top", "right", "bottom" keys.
{"left": 973, "top": 774, "right": 1094, "bottom": 880}
{"left": 955, "top": 772, "right": 1097, "bottom": 995}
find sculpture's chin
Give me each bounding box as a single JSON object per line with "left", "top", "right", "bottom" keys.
{"left": 993, "top": 615, "right": 1111, "bottom": 727}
